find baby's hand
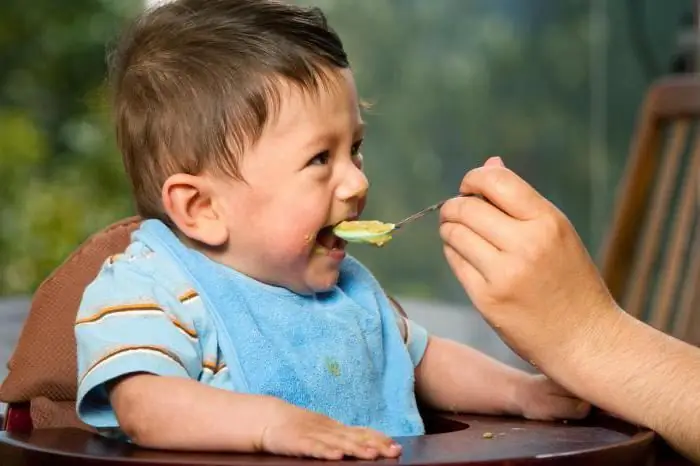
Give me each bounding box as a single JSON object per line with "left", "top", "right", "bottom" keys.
{"left": 258, "top": 400, "right": 402, "bottom": 460}
{"left": 515, "top": 374, "right": 591, "bottom": 421}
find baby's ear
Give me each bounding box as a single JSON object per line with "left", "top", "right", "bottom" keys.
{"left": 161, "top": 173, "right": 228, "bottom": 246}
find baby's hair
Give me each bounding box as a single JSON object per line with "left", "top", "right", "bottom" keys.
{"left": 108, "top": 0, "right": 349, "bottom": 221}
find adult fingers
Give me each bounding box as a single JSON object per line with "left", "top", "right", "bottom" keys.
{"left": 440, "top": 195, "right": 521, "bottom": 252}
{"left": 443, "top": 245, "right": 487, "bottom": 297}
{"left": 439, "top": 221, "right": 501, "bottom": 281}
{"left": 483, "top": 155, "right": 505, "bottom": 168}
{"left": 458, "top": 166, "right": 550, "bottom": 221}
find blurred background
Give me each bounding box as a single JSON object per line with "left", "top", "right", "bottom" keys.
{"left": 0, "top": 0, "right": 697, "bottom": 376}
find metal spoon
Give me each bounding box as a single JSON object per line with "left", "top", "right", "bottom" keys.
{"left": 333, "top": 194, "right": 473, "bottom": 246}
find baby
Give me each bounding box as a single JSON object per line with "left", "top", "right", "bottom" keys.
{"left": 75, "top": 0, "right": 590, "bottom": 460}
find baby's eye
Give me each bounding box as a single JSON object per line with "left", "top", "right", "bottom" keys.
{"left": 308, "top": 150, "right": 330, "bottom": 166}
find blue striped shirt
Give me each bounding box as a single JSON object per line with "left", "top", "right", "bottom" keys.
{"left": 74, "top": 239, "right": 429, "bottom": 434}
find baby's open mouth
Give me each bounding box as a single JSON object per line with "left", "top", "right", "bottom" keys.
{"left": 315, "top": 225, "right": 347, "bottom": 251}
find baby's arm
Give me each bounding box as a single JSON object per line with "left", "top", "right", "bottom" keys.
{"left": 74, "top": 258, "right": 263, "bottom": 449}
{"left": 413, "top": 336, "right": 525, "bottom": 414}
{"left": 388, "top": 298, "right": 524, "bottom": 414}
{"left": 413, "top": 336, "right": 591, "bottom": 420}
{"left": 388, "top": 298, "right": 543, "bottom": 416}
{"left": 104, "top": 367, "right": 398, "bottom": 458}
{"left": 108, "top": 373, "right": 279, "bottom": 450}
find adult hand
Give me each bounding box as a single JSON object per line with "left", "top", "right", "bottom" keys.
{"left": 439, "top": 158, "right": 700, "bottom": 461}
{"left": 439, "top": 157, "right": 619, "bottom": 366}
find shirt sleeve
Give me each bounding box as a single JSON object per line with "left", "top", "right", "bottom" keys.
{"left": 403, "top": 316, "right": 429, "bottom": 366}
{"left": 74, "top": 254, "right": 202, "bottom": 429}
{"left": 388, "top": 297, "right": 429, "bottom": 367}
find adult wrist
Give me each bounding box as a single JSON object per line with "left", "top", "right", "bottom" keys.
{"left": 545, "top": 299, "right": 629, "bottom": 395}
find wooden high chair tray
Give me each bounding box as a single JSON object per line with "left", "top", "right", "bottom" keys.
{"left": 0, "top": 412, "right": 655, "bottom": 466}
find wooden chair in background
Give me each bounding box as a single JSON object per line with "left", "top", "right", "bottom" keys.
{"left": 600, "top": 74, "right": 700, "bottom": 346}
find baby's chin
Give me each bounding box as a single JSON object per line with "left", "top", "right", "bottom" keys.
{"left": 245, "top": 252, "right": 343, "bottom": 295}
{"left": 301, "top": 269, "right": 341, "bottom": 295}
{"left": 283, "top": 280, "right": 337, "bottom": 296}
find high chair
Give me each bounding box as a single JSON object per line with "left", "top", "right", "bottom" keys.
{"left": 0, "top": 217, "right": 658, "bottom": 465}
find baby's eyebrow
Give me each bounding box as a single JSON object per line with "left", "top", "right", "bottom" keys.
{"left": 301, "top": 123, "right": 366, "bottom": 152}
{"left": 300, "top": 131, "right": 335, "bottom": 153}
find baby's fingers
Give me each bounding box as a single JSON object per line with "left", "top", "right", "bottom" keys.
{"left": 310, "top": 431, "right": 375, "bottom": 460}
{"left": 315, "top": 426, "right": 400, "bottom": 460}
{"left": 543, "top": 379, "right": 578, "bottom": 398}
{"left": 296, "top": 437, "right": 344, "bottom": 460}
{"left": 545, "top": 396, "right": 592, "bottom": 421}
{"left": 569, "top": 399, "right": 592, "bottom": 419}
{"left": 346, "top": 427, "right": 402, "bottom": 458}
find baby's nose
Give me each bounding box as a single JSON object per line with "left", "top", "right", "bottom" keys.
{"left": 337, "top": 167, "right": 369, "bottom": 201}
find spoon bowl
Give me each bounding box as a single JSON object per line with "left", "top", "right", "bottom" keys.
{"left": 333, "top": 194, "right": 478, "bottom": 247}
{"left": 333, "top": 220, "right": 396, "bottom": 246}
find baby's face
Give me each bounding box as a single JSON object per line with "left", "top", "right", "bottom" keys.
{"left": 209, "top": 69, "right": 368, "bottom": 294}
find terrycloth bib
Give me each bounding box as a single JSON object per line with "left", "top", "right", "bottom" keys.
{"left": 135, "top": 220, "right": 425, "bottom": 436}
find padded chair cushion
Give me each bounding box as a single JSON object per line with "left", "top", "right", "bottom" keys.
{"left": 0, "top": 217, "right": 141, "bottom": 429}
{"left": 31, "top": 398, "right": 96, "bottom": 432}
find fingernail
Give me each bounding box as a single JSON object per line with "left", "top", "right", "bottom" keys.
{"left": 485, "top": 156, "right": 504, "bottom": 167}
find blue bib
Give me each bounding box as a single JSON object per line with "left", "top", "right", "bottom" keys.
{"left": 136, "top": 220, "right": 425, "bottom": 436}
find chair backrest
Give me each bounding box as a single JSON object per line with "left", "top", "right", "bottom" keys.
{"left": 599, "top": 74, "right": 700, "bottom": 345}
{"left": 0, "top": 217, "right": 141, "bottom": 432}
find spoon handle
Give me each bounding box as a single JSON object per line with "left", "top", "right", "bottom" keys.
{"left": 394, "top": 194, "right": 473, "bottom": 229}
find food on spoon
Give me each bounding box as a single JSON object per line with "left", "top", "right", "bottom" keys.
{"left": 332, "top": 220, "right": 395, "bottom": 247}
{"left": 334, "top": 220, "right": 394, "bottom": 234}
{"left": 363, "top": 233, "right": 393, "bottom": 247}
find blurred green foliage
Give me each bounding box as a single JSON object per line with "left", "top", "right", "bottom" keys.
{"left": 0, "top": 0, "right": 140, "bottom": 294}
{"left": 0, "top": 0, "right": 690, "bottom": 302}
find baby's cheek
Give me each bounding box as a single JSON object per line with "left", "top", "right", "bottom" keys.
{"left": 287, "top": 216, "right": 321, "bottom": 244}
{"left": 272, "top": 228, "right": 316, "bottom": 258}
{"left": 270, "top": 208, "right": 324, "bottom": 255}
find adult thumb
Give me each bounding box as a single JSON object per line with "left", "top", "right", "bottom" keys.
{"left": 484, "top": 156, "right": 505, "bottom": 168}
